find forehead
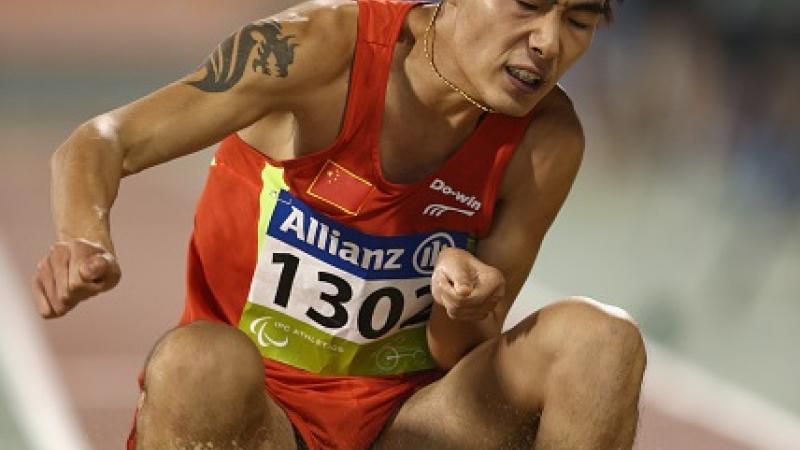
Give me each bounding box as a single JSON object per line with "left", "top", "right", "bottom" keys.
{"left": 542, "top": 0, "right": 609, "bottom": 13}
{"left": 528, "top": 0, "right": 611, "bottom": 15}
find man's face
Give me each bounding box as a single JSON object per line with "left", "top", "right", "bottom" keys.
{"left": 448, "top": 0, "right": 605, "bottom": 116}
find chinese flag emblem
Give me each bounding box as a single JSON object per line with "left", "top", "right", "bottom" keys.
{"left": 307, "top": 160, "right": 373, "bottom": 215}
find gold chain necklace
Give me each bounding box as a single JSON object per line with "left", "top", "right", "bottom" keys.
{"left": 423, "top": 2, "right": 495, "bottom": 114}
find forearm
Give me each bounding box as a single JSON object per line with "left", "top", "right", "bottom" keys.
{"left": 51, "top": 117, "right": 125, "bottom": 253}
{"left": 426, "top": 303, "right": 503, "bottom": 370}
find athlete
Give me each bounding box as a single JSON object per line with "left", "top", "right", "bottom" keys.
{"left": 32, "top": 0, "right": 646, "bottom": 449}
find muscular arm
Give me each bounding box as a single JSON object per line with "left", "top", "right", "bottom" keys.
{"left": 39, "top": 1, "right": 356, "bottom": 317}
{"left": 427, "top": 89, "right": 585, "bottom": 368}
{"left": 55, "top": 2, "right": 355, "bottom": 243}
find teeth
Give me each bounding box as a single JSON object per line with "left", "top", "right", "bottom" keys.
{"left": 508, "top": 67, "right": 542, "bottom": 85}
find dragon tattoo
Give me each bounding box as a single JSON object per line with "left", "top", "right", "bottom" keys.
{"left": 186, "top": 20, "right": 298, "bottom": 92}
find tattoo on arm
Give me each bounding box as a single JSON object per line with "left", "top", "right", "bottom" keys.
{"left": 185, "top": 20, "right": 298, "bottom": 92}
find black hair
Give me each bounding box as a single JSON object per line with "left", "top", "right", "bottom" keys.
{"left": 604, "top": 0, "right": 623, "bottom": 23}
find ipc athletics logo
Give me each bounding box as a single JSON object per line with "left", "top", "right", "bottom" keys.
{"left": 249, "top": 316, "right": 289, "bottom": 348}
{"left": 412, "top": 232, "right": 455, "bottom": 275}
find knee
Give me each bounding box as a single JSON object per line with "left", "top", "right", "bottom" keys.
{"left": 515, "top": 297, "right": 647, "bottom": 376}
{"left": 143, "top": 321, "right": 265, "bottom": 415}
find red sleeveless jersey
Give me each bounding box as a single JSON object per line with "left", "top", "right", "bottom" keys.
{"left": 174, "top": 0, "right": 533, "bottom": 448}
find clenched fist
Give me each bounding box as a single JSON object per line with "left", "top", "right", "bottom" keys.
{"left": 431, "top": 247, "right": 505, "bottom": 321}
{"left": 32, "top": 239, "right": 121, "bottom": 318}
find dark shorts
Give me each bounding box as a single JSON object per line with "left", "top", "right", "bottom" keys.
{"left": 294, "top": 425, "right": 380, "bottom": 450}
{"left": 294, "top": 427, "right": 309, "bottom": 450}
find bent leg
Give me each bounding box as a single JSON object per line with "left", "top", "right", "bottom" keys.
{"left": 375, "top": 297, "right": 647, "bottom": 450}
{"left": 135, "top": 321, "right": 297, "bottom": 450}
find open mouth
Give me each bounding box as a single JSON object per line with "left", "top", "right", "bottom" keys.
{"left": 505, "top": 66, "right": 544, "bottom": 90}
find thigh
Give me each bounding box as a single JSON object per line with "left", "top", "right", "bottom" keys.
{"left": 373, "top": 319, "right": 546, "bottom": 450}
{"left": 256, "top": 391, "right": 300, "bottom": 450}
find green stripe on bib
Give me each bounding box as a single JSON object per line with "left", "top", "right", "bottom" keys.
{"left": 241, "top": 303, "right": 433, "bottom": 376}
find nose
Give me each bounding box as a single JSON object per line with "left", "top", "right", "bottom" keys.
{"left": 528, "top": 10, "right": 560, "bottom": 61}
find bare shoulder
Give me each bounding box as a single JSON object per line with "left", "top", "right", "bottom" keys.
{"left": 274, "top": 0, "right": 359, "bottom": 87}
{"left": 181, "top": 0, "right": 358, "bottom": 108}
{"left": 274, "top": 0, "right": 358, "bottom": 66}
{"left": 525, "top": 86, "right": 585, "bottom": 161}
{"left": 499, "top": 86, "right": 585, "bottom": 212}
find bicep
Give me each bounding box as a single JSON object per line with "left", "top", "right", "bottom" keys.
{"left": 98, "top": 6, "right": 353, "bottom": 175}
{"left": 103, "top": 81, "right": 263, "bottom": 176}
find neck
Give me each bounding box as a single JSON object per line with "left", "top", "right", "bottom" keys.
{"left": 404, "top": 3, "right": 487, "bottom": 129}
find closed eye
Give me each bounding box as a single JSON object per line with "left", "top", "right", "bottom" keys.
{"left": 568, "top": 18, "right": 589, "bottom": 29}
{"left": 515, "top": 0, "right": 539, "bottom": 11}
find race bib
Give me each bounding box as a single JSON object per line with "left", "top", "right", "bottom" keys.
{"left": 239, "top": 166, "right": 472, "bottom": 376}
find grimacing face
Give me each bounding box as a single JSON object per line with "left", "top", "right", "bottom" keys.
{"left": 447, "top": 0, "right": 606, "bottom": 116}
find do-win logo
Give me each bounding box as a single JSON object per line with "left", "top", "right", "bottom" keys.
{"left": 412, "top": 232, "right": 455, "bottom": 275}
{"left": 423, "top": 203, "right": 475, "bottom": 217}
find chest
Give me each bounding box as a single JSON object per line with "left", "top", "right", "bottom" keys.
{"left": 243, "top": 59, "right": 472, "bottom": 186}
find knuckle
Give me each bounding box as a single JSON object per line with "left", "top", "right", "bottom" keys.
{"left": 35, "top": 289, "right": 49, "bottom": 305}
{"left": 36, "top": 260, "right": 48, "bottom": 272}
{"left": 51, "top": 243, "right": 68, "bottom": 259}
{"left": 49, "top": 300, "right": 64, "bottom": 315}
{"left": 439, "top": 247, "right": 459, "bottom": 260}
{"left": 445, "top": 303, "right": 462, "bottom": 316}
{"left": 32, "top": 289, "right": 47, "bottom": 306}
{"left": 57, "top": 294, "right": 73, "bottom": 308}
{"left": 53, "top": 298, "right": 74, "bottom": 313}
{"left": 67, "top": 278, "right": 85, "bottom": 292}
{"left": 88, "top": 282, "right": 107, "bottom": 294}
{"left": 444, "top": 293, "right": 459, "bottom": 306}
